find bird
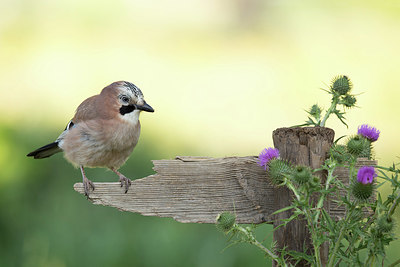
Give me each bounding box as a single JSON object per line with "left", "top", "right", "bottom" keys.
{"left": 27, "top": 81, "right": 154, "bottom": 197}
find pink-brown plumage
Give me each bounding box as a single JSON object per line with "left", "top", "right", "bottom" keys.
{"left": 27, "top": 81, "right": 154, "bottom": 196}
{"left": 62, "top": 118, "right": 141, "bottom": 169}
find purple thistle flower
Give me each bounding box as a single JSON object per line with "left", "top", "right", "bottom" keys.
{"left": 258, "top": 147, "right": 279, "bottom": 170}
{"left": 357, "top": 166, "right": 377, "bottom": 184}
{"left": 358, "top": 124, "right": 380, "bottom": 142}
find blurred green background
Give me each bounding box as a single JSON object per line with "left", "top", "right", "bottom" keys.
{"left": 1, "top": 0, "right": 400, "bottom": 266}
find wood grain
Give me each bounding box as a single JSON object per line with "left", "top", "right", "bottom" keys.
{"left": 272, "top": 127, "right": 335, "bottom": 266}
{"left": 74, "top": 156, "right": 276, "bottom": 224}
{"left": 74, "top": 154, "right": 376, "bottom": 227}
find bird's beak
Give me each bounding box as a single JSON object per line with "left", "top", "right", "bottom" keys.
{"left": 136, "top": 102, "right": 154, "bottom": 112}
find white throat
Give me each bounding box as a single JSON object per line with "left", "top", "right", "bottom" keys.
{"left": 120, "top": 109, "right": 141, "bottom": 124}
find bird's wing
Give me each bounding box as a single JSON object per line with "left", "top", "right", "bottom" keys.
{"left": 72, "top": 94, "right": 115, "bottom": 123}
{"left": 72, "top": 95, "right": 100, "bottom": 123}
{"left": 56, "top": 93, "right": 118, "bottom": 144}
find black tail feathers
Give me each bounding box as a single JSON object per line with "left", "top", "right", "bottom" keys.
{"left": 27, "top": 142, "right": 62, "bottom": 159}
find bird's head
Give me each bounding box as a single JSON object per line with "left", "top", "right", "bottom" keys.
{"left": 99, "top": 81, "right": 154, "bottom": 123}
{"left": 101, "top": 81, "right": 154, "bottom": 121}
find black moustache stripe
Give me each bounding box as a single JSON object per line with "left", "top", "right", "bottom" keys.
{"left": 119, "top": 105, "right": 136, "bottom": 115}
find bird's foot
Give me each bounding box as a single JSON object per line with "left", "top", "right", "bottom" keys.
{"left": 83, "top": 177, "right": 95, "bottom": 198}
{"left": 110, "top": 168, "right": 132, "bottom": 193}
{"left": 118, "top": 175, "right": 132, "bottom": 193}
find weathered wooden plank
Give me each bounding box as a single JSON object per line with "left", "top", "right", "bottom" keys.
{"left": 73, "top": 154, "right": 376, "bottom": 227}
{"left": 74, "top": 156, "right": 276, "bottom": 224}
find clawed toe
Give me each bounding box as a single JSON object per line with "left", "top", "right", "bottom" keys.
{"left": 83, "top": 177, "right": 95, "bottom": 198}
{"left": 119, "top": 176, "right": 132, "bottom": 193}
{"left": 80, "top": 166, "right": 95, "bottom": 198}
{"left": 110, "top": 168, "right": 132, "bottom": 194}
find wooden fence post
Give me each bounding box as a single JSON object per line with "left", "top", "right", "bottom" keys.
{"left": 272, "top": 127, "right": 335, "bottom": 266}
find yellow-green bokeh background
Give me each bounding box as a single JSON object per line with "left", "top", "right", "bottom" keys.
{"left": 1, "top": 1, "right": 400, "bottom": 266}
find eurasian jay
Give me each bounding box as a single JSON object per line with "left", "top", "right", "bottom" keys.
{"left": 27, "top": 81, "right": 154, "bottom": 196}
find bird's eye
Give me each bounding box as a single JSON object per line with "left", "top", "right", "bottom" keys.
{"left": 120, "top": 95, "right": 130, "bottom": 103}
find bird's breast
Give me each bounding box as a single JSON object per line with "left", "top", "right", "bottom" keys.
{"left": 110, "top": 119, "right": 141, "bottom": 150}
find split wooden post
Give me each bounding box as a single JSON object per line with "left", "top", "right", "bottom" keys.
{"left": 272, "top": 127, "right": 335, "bottom": 266}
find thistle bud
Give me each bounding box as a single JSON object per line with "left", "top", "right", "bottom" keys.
{"left": 309, "top": 176, "right": 321, "bottom": 188}
{"left": 216, "top": 212, "right": 236, "bottom": 233}
{"left": 359, "top": 144, "right": 372, "bottom": 158}
{"left": 341, "top": 95, "right": 357, "bottom": 108}
{"left": 309, "top": 104, "right": 322, "bottom": 119}
{"left": 330, "top": 144, "right": 350, "bottom": 163}
{"left": 351, "top": 181, "right": 373, "bottom": 200}
{"left": 352, "top": 166, "right": 376, "bottom": 200}
{"left": 331, "top": 75, "right": 352, "bottom": 95}
{"left": 347, "top": 135, "right": 370, "bottom": 157}
{"left": 268, "top": 158, "right": 292, "bottom": 185}
{"left": 292, "top": 166, "right": 312, "bottom": 184}
{"left": 376, "top": 215, "right": 394, "bottom": 233}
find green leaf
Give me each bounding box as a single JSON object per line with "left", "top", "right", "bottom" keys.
{"left": 334, "top": 110, "right": 348, "bottom": 128}
{"left": 274, "top": 213, "right": 301, "bottom": 231}
{"left": 334, "top": 135, "right": 347, "bottom": 144}
{"left": 285, "top": 250, "right": 314, "bottom": 264}
{"left": 377, "top": 193, "right": 383, "bottom": 205}
{"left": 375, "top": 181, "right": 385, "bottom": 189}
{"left": 321, "top": 209, "right": 335, "bottom": 231}
{"left": 377, "top": 170, "right": 391, "bottom": 181}
{"left": 271, "top": 205, "right": 295, "bottom": 215}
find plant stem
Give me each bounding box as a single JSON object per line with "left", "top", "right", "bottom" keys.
{"left": 365, "top": 253, "right": 376, "bottom": 266}
{"left": 335, "top": 213, "right": 376, "bottom": 267}
{"left": 281, "top": 180, "right": 322, "bottom": 266}
{"left": 299, "top": 200, "right": 320, "bottom": 266}
{"left": 388, "top": 190, "right": 400, "bottom": 218}
{"left": 376, "top": 165, "right": 400, "bottom": 218}
{"left": 327, "top": 225, "right": 345, "bottom": 267}
{"left": 236, "top": 226, "right": 284, "bottom": 266}
{"left": 320, "top": 96, "right": 339, "bottom": 127}
{"left": 287, "top": 178, "right": 322, "bottom": 267}
{"left": 388, "top": 258, "right": 400, "bottom": 267}
{"left": 313, "top": 235, "right": 323, "bottom": 267}
{"left": 327, "top": 204, "right": 355, "bottom": 267}
{"left": 376, "top": 165, "right": 400, "bottom": 174}
{"left": 314, "top": 161, "right": 336, "bottom": 224}
{"left": 286, "top": 181, "right": 301, "bottom": 201}
{"left": 304, "top": 210, "right": 323, "bottom": 267}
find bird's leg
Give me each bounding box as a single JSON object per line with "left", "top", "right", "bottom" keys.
{"left": 80, "top": 166, "right": 95, "bottom": 197}
{"left": 110, "top": 168, "right": 132, "bottom": 193}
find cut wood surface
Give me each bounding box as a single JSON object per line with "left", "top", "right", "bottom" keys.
{"left": 74, "top": 156, "right": 275, "bottom": 224}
